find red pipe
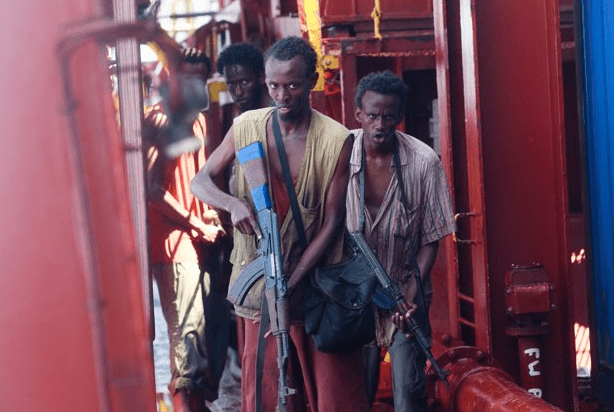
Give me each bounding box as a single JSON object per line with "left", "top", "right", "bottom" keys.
{"left": 428, "top": 334, "right": 563, "bottom": 412}
{"left": 453, "top": 368, "right": 561, "bottom": 412}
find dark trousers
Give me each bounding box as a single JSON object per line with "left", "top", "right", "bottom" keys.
{"left": 363, "top": 330, "right": 427, "bottom": 412}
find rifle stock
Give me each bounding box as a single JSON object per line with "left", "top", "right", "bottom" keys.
{"left": 347, "top": 232, "right": 450, "bottom": 384}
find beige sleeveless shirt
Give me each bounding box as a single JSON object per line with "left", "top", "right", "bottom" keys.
{"left": 229, "top": 107, "right": 349, "bottom": 319}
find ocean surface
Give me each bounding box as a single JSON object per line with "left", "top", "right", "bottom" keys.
{"left": 152, "top": 281, "right": 172, "bottom": 393}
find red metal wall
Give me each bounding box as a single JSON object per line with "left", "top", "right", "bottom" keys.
{"left": 0, "top": 0, "right": 156, "bottom": 411}
{"left": 474, "top": 0, "right": 577, "bottom": 409}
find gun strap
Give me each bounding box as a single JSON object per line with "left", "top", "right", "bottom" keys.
{"left": 255, "top": 293, "right": 270, "bottom": 412}
{"left": 271, "top": 109, "right": 309, "bottom": 250}
{"left": 259, "top": 110, "right": 298, "bottom": 410}
{"left": 359, "top": 143, "right": 366, "bottom": 234}
{"left": 391, "top": 137, "right": 431, "bottom": 337}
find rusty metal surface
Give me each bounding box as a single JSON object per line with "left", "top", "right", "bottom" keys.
{"left": 474, "top": 0, "right": 575, "bottom": 409}
{"left": 319, "top": 0, "right": 432, "bottom": 24}
{"left": 326, "top": 33, "right": 436, "bottom": 130}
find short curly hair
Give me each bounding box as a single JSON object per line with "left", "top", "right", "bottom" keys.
{"left": 182, "top": 47, "right": 211, "bottom": 74}
{"left": 264, "top": 36, "right": 318, "bottom": 78}
{"left": 354, "top": 70, "right": 408, "bottom": 112}
{"left": 216, "top": 43, "right": 264, "bottom": 76}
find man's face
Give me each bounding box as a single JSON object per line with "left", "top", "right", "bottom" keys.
{"left": 265, "top": 56, "right": 316, "bottom": 123}
{"left": 355, "top": 90, "right": 403, "bottom": 151}
{"left": 224, "top": 64, "right": 264, "bottom": 112}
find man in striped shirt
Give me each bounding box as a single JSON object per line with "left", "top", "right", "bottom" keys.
{"left": 346, "top": 70, "right": 456, "bottom": 412}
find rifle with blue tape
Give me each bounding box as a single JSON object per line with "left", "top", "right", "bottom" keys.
{"left": 228, "top": 141, "right": 296, "bottom": 410}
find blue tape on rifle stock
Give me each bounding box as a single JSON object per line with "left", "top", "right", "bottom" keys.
{"left": 251, "top": 185, "right": 272, "bottom": 211}
{"left": 373, "top": 287, "right": 397, "bottom": 310}
{"left": 237, "top": 142, "right": 264, "bottom": 164}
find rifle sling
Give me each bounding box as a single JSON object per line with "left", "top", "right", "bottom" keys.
{"left": 254, "top": 109, "right": 300, "bottom": 412}
{"left": 272, "top": 110, "right": 309, "bottom": 250}
{"left": 359, "top": 144, "right": 366, "bottom": 234}
{"left": 255, "top": 293, "right": 269, "bottom": 412}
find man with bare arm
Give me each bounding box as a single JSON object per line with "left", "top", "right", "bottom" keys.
{"left": 346, "top": 70, "right": 456, "bottom": 412}
{"left": 191, "top": 36, "right": 370, "bottom": 412}
{"left": 210, "top": 41, "right": 272, "bottom": 375}
{"left": 145, "top": 47, "right": 225, "bottom": 412}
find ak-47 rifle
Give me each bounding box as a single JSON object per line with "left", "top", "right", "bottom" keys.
{"left": 347, "top": 231, "right": 450, "bottom": 384}
{"left": 228, "top": 142, "right": 296, "bottom": 411}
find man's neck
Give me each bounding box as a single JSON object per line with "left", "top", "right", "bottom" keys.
{"left": 364, "top": 136, "right": 395, "bottom": 161}
{"left": 277, "top": 108, "right": 312, "bottom": 138}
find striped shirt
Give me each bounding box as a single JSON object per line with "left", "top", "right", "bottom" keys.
{"left": 346, "top": 129, "right": 456, "bottom": 346}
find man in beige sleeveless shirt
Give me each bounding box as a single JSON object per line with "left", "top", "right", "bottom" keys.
{"left": 191, "top": 36, "right": 369, "bottom": 412}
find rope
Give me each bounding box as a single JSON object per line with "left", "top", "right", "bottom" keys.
{"left": 371, "top": 0, "right": 382, "bottom": 40}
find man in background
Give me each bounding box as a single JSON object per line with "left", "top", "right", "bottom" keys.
{"left": 145, "top": 47, "right": 225, "bottom": 412}
{"left": 213, "top": 42, "right": 273, "bottom": 371}
{"left": 216, "top": 42, "right": 271, "bottom": 115}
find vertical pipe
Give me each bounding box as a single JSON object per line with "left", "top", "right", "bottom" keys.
{"left": 59, "top": 54, "right": 113, "bottom": 412}
{"left": 458, "top": 0, "right": 491, "bottom": 352}
{"left": 340, "top": 52, "right": 357, "bottom": 128}
{"left": 113, "top": 0, "right": 152, "bottom": 341}
{"left": 576, "top": 0, "right": 614, "bottom": 406}
{"left": 515, "top": 335, "right": 546, "bottom": 398}
{"left": 432, "top": 0, "right": 461, "bottom": 341}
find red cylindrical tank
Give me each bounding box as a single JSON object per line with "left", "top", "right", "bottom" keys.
{"left": 0, "top": 1, "right": 156, "bottom": 411}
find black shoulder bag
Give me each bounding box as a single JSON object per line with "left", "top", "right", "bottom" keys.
{"left": 271, "top": 112, "right": 377, "bottom": 353}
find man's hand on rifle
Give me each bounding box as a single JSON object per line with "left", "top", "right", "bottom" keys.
{"left": 228, "top": 198, "right": 262, "bottom": 239}
{"left": 392, "top": 300, "right": 418, "bottom": 338}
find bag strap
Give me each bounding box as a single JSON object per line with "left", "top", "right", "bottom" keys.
{"left": 391, "top": 137, "right": 431, "bottom": 336}
{"left": 271, "top": 109, "right": 309, "bottom": 250}
{"left": 255, "top": 110, "right": 294, "bottom": 412}
{"left": 391, "top": 138, "right": 409, "bottom": 214}
{"left": 359, "top": 144, "right": 366, "bottom": 234}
